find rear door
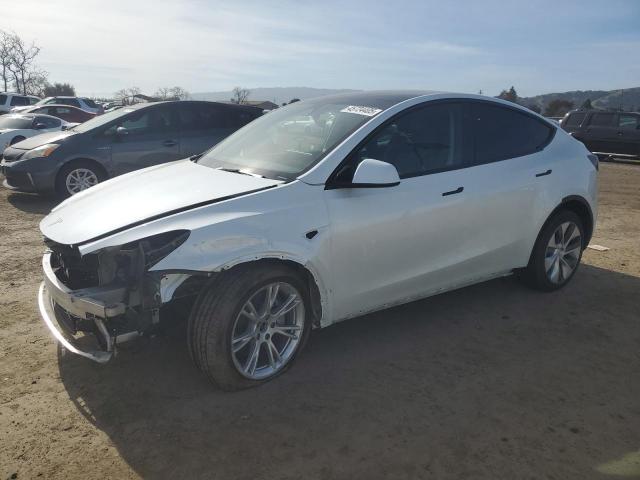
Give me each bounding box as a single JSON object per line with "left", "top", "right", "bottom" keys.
{"left": 462, "top": 101, "right": 556, "bottom": 274}
{"left": 178, "top": 103, "right": 238, "bottom": 157}
{"left": 583, "top": 112, "right": 620, "bottom": 154}
{"left": 33, "top": 115, "right": 62, "bottom": 132}
{"left": 617, "top": 114, "right": 640, "bottom": 156}
{"left": 108, "top": 104, "right": 181, "bottom": 174}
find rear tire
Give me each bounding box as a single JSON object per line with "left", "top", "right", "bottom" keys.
{"left": 188, "top": 264, "right": 312, "bottom": 391}
{"left": 521, "top": 210, "right": 585, "bottom": 291}
{"left": 55, "top": 161, "right": 106, "bottom": 198}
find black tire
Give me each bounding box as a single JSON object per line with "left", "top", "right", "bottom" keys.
{"left": 188, "top": 263, "right": 312, "bottom": 391}
{"left": 521, "top": 210, "right": 585, "bottom": 291}
{"left": 10, "top": 136, "right": 25, "bottom": 145}
{"left": 55, "top": 160, "right": 106, "bottom": 198}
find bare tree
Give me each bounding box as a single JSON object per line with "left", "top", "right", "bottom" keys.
{"left": 0, "top": 31, "right": 13, "bottom": 92}
{"left": 7, "top": 33, "right": 41, "bottom": 95}
{"left": 169, "top": 86, "right": 190, "bottom": 100}
{"left": 154, "top": 87, "right": 171, "bottom": 100}
{"left": 155, "top": 86, "right": 190, "bottom": 100}
{"left": 230, "top": 86, "right": 250, "bottom": 104}
{"left": 114, "top": 88, "right": 129, "bottom": 104}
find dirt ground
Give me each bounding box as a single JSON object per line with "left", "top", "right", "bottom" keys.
{"left": 0, "top": 162, "right": 639, "bottom": 480}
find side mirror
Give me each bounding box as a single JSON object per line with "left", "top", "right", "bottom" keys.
{"left": 116, "top": 126, "right": 129, "bottom": 136}
{"left": 351, "top": 159, "right": 400, "bottom": 188}
{"left": 34, "top": 123, "right": 47, "bottom": 130}
{"left": 61, "top": 125, "right": 69, "bottom": 131}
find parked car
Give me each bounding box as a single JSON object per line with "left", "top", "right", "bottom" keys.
{"left": 12, "top": 96, "right": 104, "bottom": 115}
{"left": 17, "top": 104, "right": 97, "bottom": 123}
{"left": 0, "top": 113, "right": 71, "bottom": 153}
{"left": 0, "top": 92, "right": 40, "bottom": 114}
{"left": 561, "top": 109, "right": 640, "bottom": 158}
{"left": 35, "top": 91, "right": 598, "bottom": 390}
{"left": 1, "top": 100, "right": 262, "bottom": 196}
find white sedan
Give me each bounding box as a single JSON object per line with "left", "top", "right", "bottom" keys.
{"left": 37, "top": 91, "right": 598, "bottom": 390}
{"left": 0, "top": 113, "right": 72, "bottom": 153}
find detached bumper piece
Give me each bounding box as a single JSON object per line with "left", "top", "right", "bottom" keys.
{"left": 38, "top": 252, "right": 138, "bottom": 363}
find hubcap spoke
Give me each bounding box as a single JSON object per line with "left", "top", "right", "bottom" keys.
{"left": 271, "top": 294, "right": 301, "bottom": 319}
{"left": 66, "top": 168, "right": 98, "bottom": 195}
{"left": 231, "top": 281, "right": 305, "bottom": 380}
{"left": 545, "top": 221, "right": 582, "bottom": 285}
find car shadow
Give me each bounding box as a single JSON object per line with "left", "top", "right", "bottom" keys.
{"left": 7, "top": 192, "right": 57, "bottom": 214}
{"left": 57, "top": 264, "right": 640, "bottom": 479}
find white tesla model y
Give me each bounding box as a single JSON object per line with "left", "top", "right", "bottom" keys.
{"left": 38, "top": 91, "right": 598, "bottom": 389}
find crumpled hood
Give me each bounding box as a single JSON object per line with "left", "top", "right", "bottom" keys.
{"left": 10, "top": 130, "right": 75, "bottom": 150}
{"left": 40, "top": 160, "right": 282, "bottom": 245}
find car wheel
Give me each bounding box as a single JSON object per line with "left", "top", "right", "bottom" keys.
{"left": 10, "top": 136, "right": 25, "bottom": 145}
{"left": 55, "top": 161, "right": 105, "bottom": 198}
{"left": 521, "top": 210, "right": 585, "bottom": 291}
{"left": 188, "top": 264, "right": 311, "bottom": 390}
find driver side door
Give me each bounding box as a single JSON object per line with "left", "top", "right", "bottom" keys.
{"left": 323, "top": 102, "right": 479, "bottom": 321}
{"left": 108, "top": 105, "right": 181, "bottom": 174}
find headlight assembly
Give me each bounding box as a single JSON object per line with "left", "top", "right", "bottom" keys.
{"left": 22, "top": 143, "right": 60, "bottom": 160}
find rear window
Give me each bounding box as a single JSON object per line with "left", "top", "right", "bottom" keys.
{"left": 82, "top": 98, "right": 98, "bottom": 108}
{"left": 589, "top": 113, "right": 617, "bottom": 127}
{"left": 618, "top": 114, "right": 638, "bottom": 129}
{"left": 471, "top": 102, "right": 553, "bottom": 164}
{"left": 564, "top": 112, "right": 586, "bottom": 127}
{"left": 10, "top": 96, "right": 28, "bottom": 107}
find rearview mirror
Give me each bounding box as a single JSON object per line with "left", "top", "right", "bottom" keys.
{"left": 351, "top": 159, "right": 400, "bottom": 188}
{"left": 116, "top": 126, "right": 129, "bottom": 136}
{"left": 34, "top": 123, "right": 47, "bottom": 130}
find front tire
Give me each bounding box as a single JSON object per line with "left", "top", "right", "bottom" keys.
{"left": 521, "top": 210, "right": 585, "bottom": 291}
{"left": 188, "top": 264, "right": 311, "bottom": 391}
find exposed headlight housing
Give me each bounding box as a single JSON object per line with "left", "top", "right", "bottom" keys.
{"left": 22, "top": 143, "right": 60, "bottom": 160}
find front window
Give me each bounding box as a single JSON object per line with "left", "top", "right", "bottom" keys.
{"left": 0, "top": 115, "right": 32, "bottom": 129}
{"left": 197, "top": 99, "right": 383, "bottom": 180}
{"left": 68, "top": 107, "right": 136, "bottom": 133}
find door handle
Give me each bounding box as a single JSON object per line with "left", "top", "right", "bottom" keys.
{"left": 535, "top": 169, "right": 552, "bottom": 177}
{"left": 442, "top": 186, "right": 464, "bottom": 196}
{"left": 163, "top": 140, "right": 177, "bottom": 147}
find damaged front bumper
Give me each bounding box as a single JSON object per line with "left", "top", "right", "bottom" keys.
{"left": 37, "top": 252, "right": 138, "bottom": 363}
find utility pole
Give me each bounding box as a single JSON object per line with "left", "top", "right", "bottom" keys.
{"left": 620, "top": 89, "right": 624, "bottom": 112}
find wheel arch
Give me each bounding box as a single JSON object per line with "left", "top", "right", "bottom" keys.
{"left": 530, "top": 195, "right": 594, "bottom": 264}
{"left": 183, "top": 256, "right": 326, "bottom": 328}
{"left": 57, "top": 157, "right": 109, "bottom": 181}
{"left": 557, "top": 195, "right": 594, "bottom": 246}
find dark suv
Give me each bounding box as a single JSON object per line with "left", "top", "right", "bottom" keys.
{"left": 561, "top": 110, "right": 640, "bottom": 158}
{"left": 1, "top": 101, "right": 262, "bottom": 197}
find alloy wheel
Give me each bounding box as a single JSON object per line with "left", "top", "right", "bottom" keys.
{"left": 544, "top": 221, "right": 582, "bottom": 284}
{"left": 65, "top": 168, "right": 99, "bottom": 195}
{"left": 231, "top": 282, "right": 305, "bottom": 380}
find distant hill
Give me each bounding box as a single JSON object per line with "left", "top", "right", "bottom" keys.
{"left": 520, "top": 87, "right": 640, "bottom": 112}
{"left": 191, "top": 87, "right": 361, "bottom": 106}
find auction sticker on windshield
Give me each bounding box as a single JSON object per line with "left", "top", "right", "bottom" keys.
{"left": 340, "top": 106, "right": 383, "bottom": 116}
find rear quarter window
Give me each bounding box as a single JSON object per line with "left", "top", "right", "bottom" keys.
{"left": 471, "top": 102, "right": 554, "bottom": 164}
{"left": 0, "top": 94, "right": 7, "bottom": 105}
{"left": 564, "top": 112, "right": 586, "bottom": 128}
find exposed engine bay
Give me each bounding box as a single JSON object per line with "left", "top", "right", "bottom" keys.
{"left": 42, "top": 230, "right": 206, "bottom": 359}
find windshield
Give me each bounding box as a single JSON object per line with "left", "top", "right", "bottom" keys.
{"left": 197, "top": 99, "right": 383, "bottom": 180}
{"left": 69, "top": 107, "right": 136, "bottom": 133}
{"left": 34, "top": 97, "right": 53, "bottom": 106}
{"left": 0, "top": 116, "right": 32, "bottom": 129}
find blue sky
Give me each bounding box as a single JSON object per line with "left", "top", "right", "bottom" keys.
{"left": 5, "top": 0, "right": 640, "bottom": 97}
